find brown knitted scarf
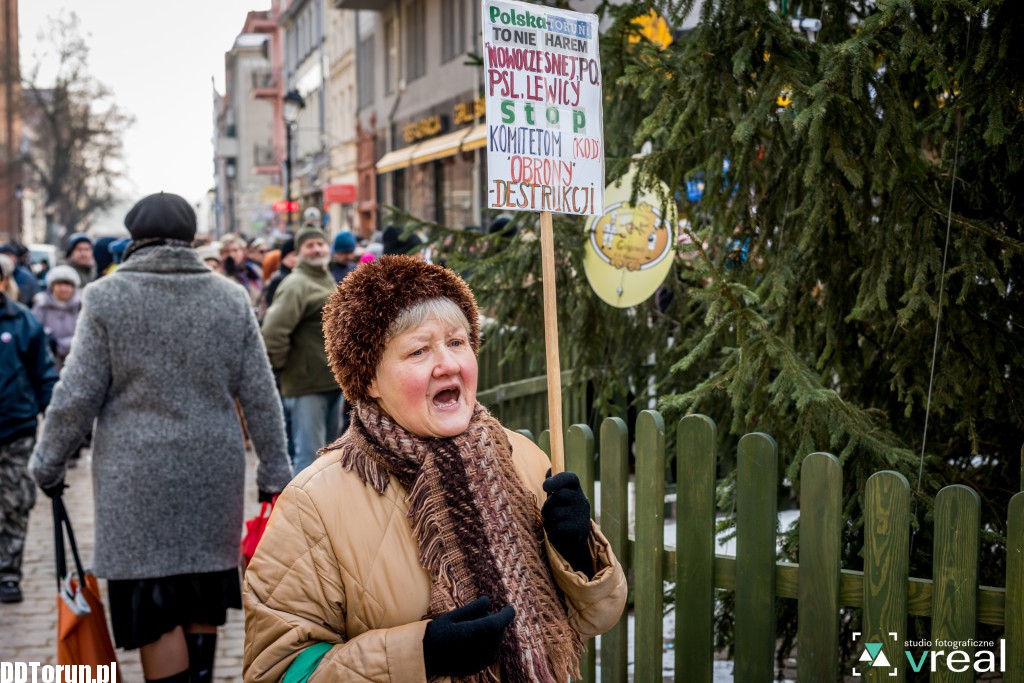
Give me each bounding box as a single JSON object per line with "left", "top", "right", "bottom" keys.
{"left": 326, "top": 401, "right": 584, "bottom": 682}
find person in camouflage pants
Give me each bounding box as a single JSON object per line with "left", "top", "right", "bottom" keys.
{"left": 0, "top": 253, "right": 58, "bottom": 604}
{"left": 0, "top": 437, "right": 38, "bottom": 587}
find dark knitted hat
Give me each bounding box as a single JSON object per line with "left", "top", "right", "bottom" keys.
{"left": 295, "top": 227, "right": 328, "bottom": 251}
{"left": 381, "top": 225, "right": 423, "bottom": 255}
{"left": 333, "top": 231, "right": 356, "bottom": 254}
{"left": 124, "top": 192, "right": 197, "bottom": 242}
{"left": 279, "top": 237, "right": 296, "bottom": 259}
{"left": 65, "top": 232, "right": 93, "bottom": 258}
{"left": 323, "top": 255, "right": 481, "bottom": 403}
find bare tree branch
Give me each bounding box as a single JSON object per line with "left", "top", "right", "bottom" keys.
{"left": 19, "top": 11, "right": 133, "bottom": 238}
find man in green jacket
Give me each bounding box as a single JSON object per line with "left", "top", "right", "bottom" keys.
{"left": 261, "top": 227, "right": 341, "bottom": 472}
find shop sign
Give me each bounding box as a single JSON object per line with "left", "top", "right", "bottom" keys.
{"left": 453, "top": 96, "right": 486, "bottom": 125}
{"left": 403, "top": 115, "right": 445, "bottom": 143}
{"left": 260, "top": 185, "right": 284, "bottom": 204}
{"left": 324, "top": 183, "right": 357, "bottom": 204}
{"left": 482, "top": 0, "right": 604, "bottom": 216}
{"left": 272, "top": 200, "right": 299, "bottom": 213}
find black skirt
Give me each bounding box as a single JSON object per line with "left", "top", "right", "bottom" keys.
{"left": 108, "top": 568, "right": 242, "bottom": 650}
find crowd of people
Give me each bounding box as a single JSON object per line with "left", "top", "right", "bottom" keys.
{"left": 0, "top": 193, "right": 624, "bottom": 683}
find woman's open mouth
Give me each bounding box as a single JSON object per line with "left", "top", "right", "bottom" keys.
{"left": 432, "top": 386, "right": 461, "bottom": 407}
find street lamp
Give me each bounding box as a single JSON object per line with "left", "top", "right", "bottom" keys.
{"left": 282, "top": 88, "right": 306, "bottom": 231}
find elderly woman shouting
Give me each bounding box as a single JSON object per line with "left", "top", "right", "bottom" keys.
{"left": 243, "top": 256, "right": 626, "bottom": 682}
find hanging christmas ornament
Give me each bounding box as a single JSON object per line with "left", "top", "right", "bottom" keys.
{"left": 583, "top": 166, "right": 676, "bottom": 308}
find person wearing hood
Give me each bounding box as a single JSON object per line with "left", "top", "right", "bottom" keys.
{"left": 29, "top": 192, "right": 292, "bottom": 683}
{"left": 64, "top": 232, "right": 97, "bottom": 285}
{"left": 109, "top": 237, "right": 131, "bottom": 267}
{"left": 31, "top": 266, "right": 82, "bottom": 372}
{"left": 0, "top": 244, "right": 40, "bottom": 305}
{"left": 0, "top": 253, "right": 58, "bottom": 605}
{"left": 92, "top": 236, "right": 118, "bottom": 277}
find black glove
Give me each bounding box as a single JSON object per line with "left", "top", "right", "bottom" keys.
{"left": 541, "top": 470, "right": 594, "bottom": 579}
{"left": 257, "top": 490, "right": 279, "bottom": 504}
{"left": 422, "top": 596, "right": 515, "bottom": 677}
{"left": 41, "top": 481, "right": 67, "bottom": 499}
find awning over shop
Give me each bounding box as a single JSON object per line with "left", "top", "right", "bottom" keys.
{"left": 375, "top": 124, "right": 487, "bottom": 173}
{"left": 375, "top": 147, "right": 416, "bottom": 174}
{"left": 461, "top": 124, "right": 487, "bottom": 151}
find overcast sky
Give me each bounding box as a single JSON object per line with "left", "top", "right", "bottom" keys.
{"left": 20, "top": 0, "right": 271, "bottom": 231}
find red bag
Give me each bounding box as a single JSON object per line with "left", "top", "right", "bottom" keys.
{"left": 53, "top": 497, "right": 119, "bottom": 672}
{"left": 241, "top": 497, "right": 276, "bottom": 568}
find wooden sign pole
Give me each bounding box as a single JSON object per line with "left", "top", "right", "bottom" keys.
{"left": 539, "top": 210, "right": 564, "bottom": 474}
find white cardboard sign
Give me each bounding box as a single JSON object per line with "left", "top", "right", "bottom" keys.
{"left": 482, "top": 0, "right": 604, "bottom": 216}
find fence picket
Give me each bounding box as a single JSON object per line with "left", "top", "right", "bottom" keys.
{"left": 566, "top": 425, "right": 595, "bottom": 501}
{"left": 483, "top": 400, "right": 1017, "bottom": 681}
{"left": 796, "top": 453, "right": 843, "bottom": 682}
{"left": 735, "top": 433, "right": 778, "bottom": 683}
{"left": 599, "top": 417, "right": 630, "bottom": 683}
{"left": 863, "top": 471, "right": 910, "bottom": 682}
{"left": 566, "top": 425, "right": 596, "bottom": 683}
{"left": 634, "top": 410, "right": 666, "bottom": 683}
{"left": 675, "top": 414, "right": 718, "bottom": 682}
{"left": 931, "top": 485, "right": 981, "bottom": 683}
{"left": 1005, "top": 491, "right": 1023, "bottom": 683}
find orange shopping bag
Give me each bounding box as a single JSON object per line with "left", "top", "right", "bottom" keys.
{"left": 53, "top": 496, "right": 119, "bottom": 672}
{"left": 240, "top": 496, "right": 277, "bottom": 568}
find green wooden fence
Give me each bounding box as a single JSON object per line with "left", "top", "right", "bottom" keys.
{"left": 533, "top": 412, "right": 1023, "bottom": 682}
{"left": 475, "top": 325, "right": 589, "bottom": 438}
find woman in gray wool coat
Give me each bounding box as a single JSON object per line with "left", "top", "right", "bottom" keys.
{"left": 29, "top": 192, "right": 293, "bottom": 683}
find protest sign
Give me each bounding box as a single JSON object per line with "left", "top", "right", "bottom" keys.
{"left": 482, "top": 0, "right": 604, "bottom": 216}
{"left": 482, "top": 0, "right": 604, "bottom": 472}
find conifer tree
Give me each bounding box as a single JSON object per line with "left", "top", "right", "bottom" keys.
{"left": 413, "top": 0, "right": 1021, "bottom": 669}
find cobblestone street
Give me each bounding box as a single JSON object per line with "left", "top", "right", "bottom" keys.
{"left": 0, "top": 446, "right": 260, "bottom": 682}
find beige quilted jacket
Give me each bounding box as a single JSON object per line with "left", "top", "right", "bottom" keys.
{"left": 242, "top": 429, "right": 628, "bottom": 683}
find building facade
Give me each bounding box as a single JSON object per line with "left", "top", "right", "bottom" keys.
{"left": 323, "top": 6, "right": 359, "bottom": 235}
{"left": 0, "top": 0, "right": 21, "bottom": 243}
{"left": 213, "top": 11, "right": 281, "bottom": 238}
{"left": 218, "top": 0, "right": 658, "bottom": 240}
{"left": 340, "top": 0, "right": 486, "bottom": 234}
{"left": 280, "top": 0, "right": 330, "bottom": 216}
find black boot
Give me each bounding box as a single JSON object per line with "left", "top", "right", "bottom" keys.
{"left": 0, "top": 580, "right": 23, "bottom": 604}
{"left": 185, "top": 632, "right": 217, "bottom": 683}
{"left": 145, "top": 672, "right": 189, "bottom": 683}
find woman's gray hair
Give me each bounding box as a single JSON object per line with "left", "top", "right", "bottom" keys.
{"left": 387, "top": 297, "right": 473, "bottom": 345}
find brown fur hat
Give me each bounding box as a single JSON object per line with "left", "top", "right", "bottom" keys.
{"left": 323, "top": 255, "right": 480, "bottom": 403}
